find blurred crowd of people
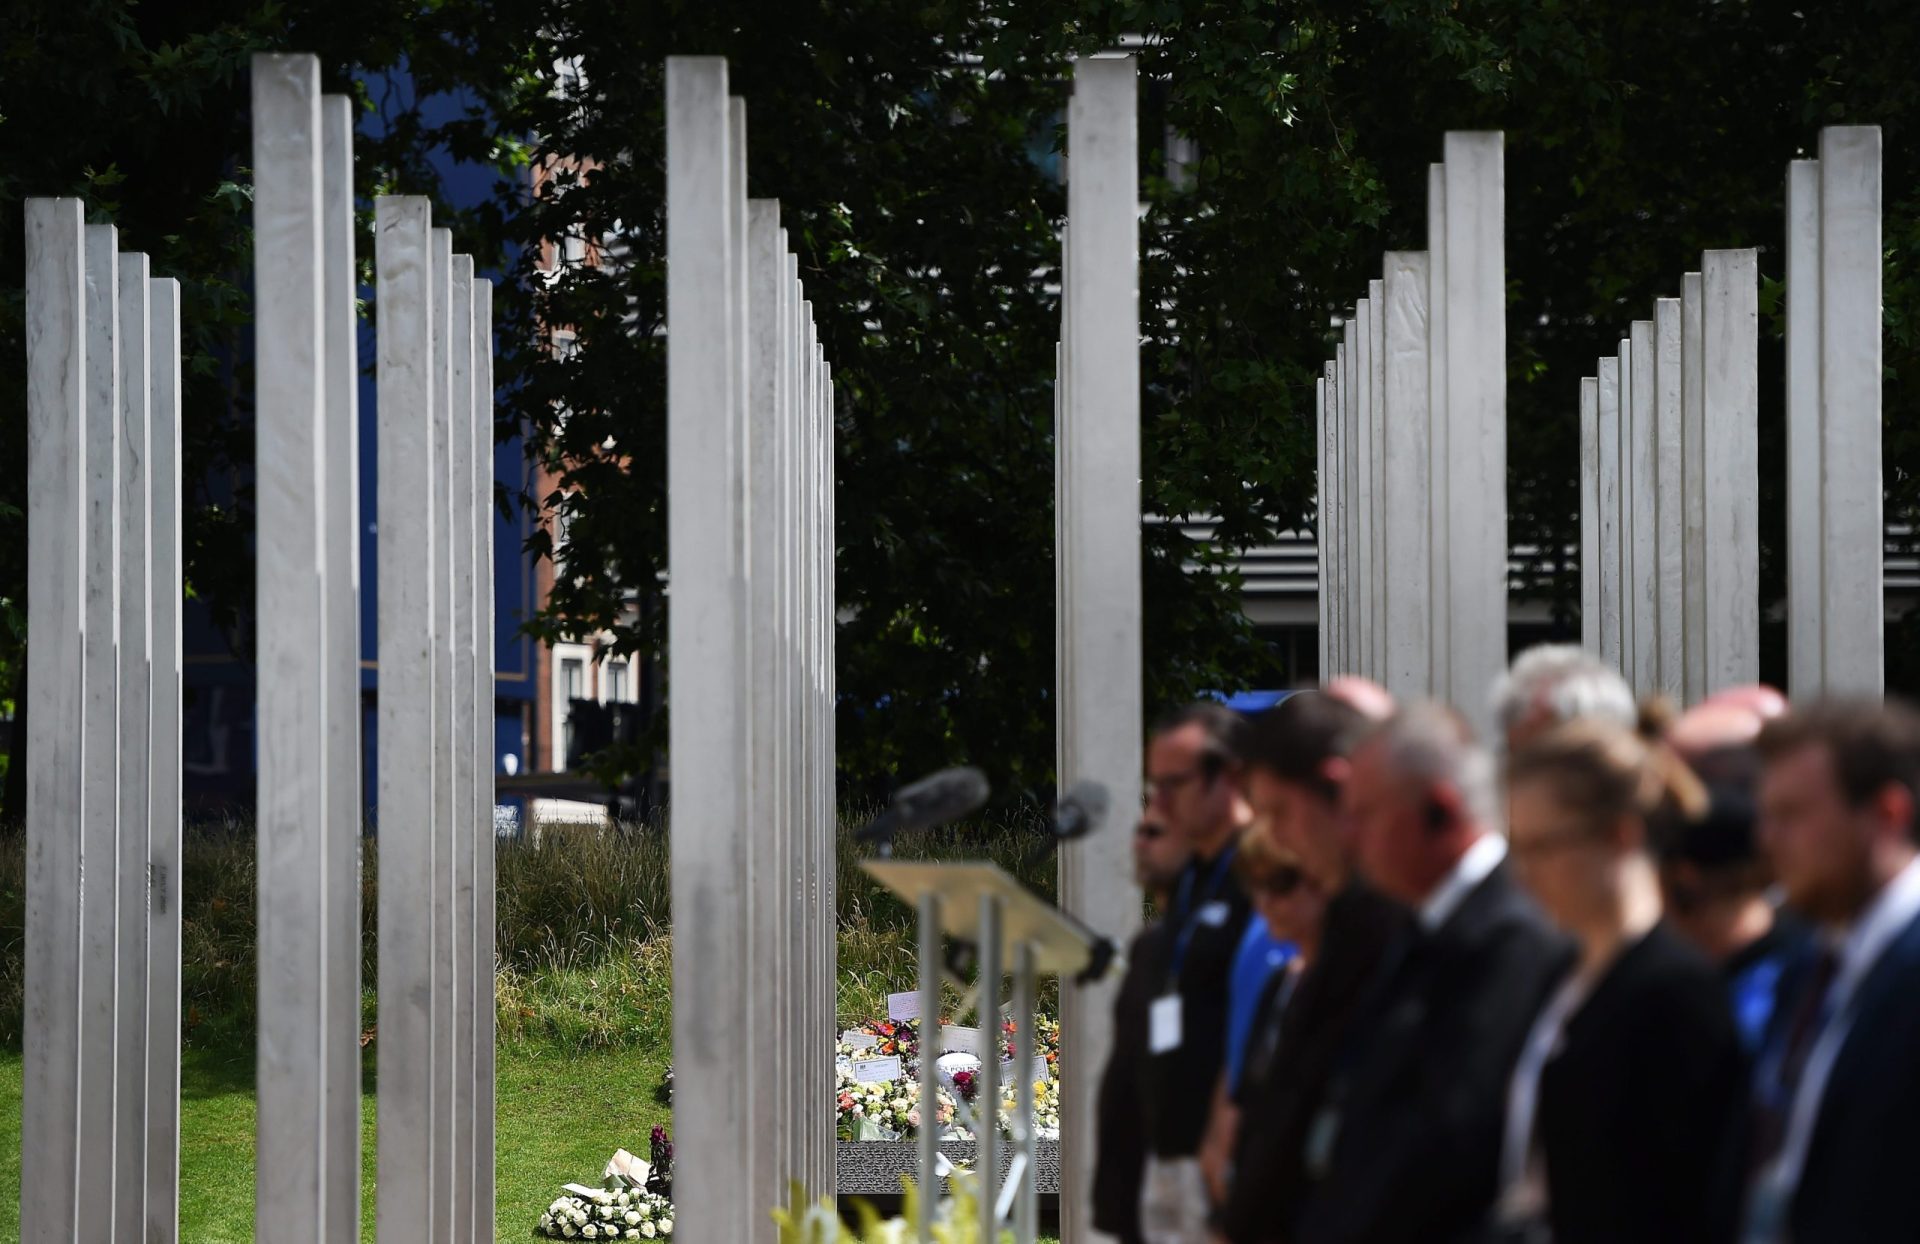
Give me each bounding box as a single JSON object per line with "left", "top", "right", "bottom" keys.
{"left": 1093, "top": 647, "right": 1920, "bottom": 1244}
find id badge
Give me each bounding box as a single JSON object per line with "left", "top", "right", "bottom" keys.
{"left": 1149, "top": 993, "right": 1183, "bottom": 1054}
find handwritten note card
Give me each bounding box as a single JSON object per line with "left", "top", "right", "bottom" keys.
{"left": 886, "top": 991, "right": 921, "bottom": 1022}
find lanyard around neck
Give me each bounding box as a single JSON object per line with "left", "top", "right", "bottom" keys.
{"left": 1168, "top": 845, "right": 1237, "bottom": 982}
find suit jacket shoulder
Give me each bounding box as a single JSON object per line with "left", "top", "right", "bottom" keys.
{"left": 1793, "top": 909, "right": 1920, "bottom": 1242}
{"left": 1540, "top": 924, "right": 1746, "bottom": 1244}
{"left": 1295, "top": 864, "right": 1572, "bottom": 1244}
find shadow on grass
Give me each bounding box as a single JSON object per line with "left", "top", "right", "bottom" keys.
{"left": 175, "top": 1041, "right": 381, "bottom": 1100}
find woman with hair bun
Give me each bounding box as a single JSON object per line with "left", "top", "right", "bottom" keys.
{"left": 1494, "top": 720, "right": 1747, "bottom": 1244}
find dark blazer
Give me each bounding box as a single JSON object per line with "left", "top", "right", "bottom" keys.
{"left": 1293, "top": 860, "right": 1573, "bottom": 1244}
{"left": 1536, "top": 922, "right": 1747, "bottom": 1244}
{"left": 1784, "top": 905, "right": 1920, "bottom": 1242}
{"left": 1093, "top": 921, "right": 1171, "bottom": 1243}
{"left": 1220, "top": 882, "right": 1410, "bottom": 1244}
{"left": 1141, "top": 855, "right": 1254, "bottom": 1157}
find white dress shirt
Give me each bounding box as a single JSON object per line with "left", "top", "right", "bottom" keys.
{"left": 1419, "top": 831, "right": 1508, "bottom": 932}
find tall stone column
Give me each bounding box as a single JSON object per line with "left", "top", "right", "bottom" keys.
{"left": 23, "top": 194, "right": 89, "bottom": 1244}
{"left": 1366, "top": 286, "right": 1387, "bottom": 679}
{"left": 1438, "top": 134, "right": 1506, "bottom": 730}
{"left": 1653, "top": 297, "right": 1683, "bottom": 697}
{"left": 1352, "top": 298, "right": 1374, "bottom": 677}
{"left": 113, "top": 249, "right": 154, "bottom": 1244}
{"left": 1338, "top": 335, "right": 1356, "bottom": 674}
{"left": 1680, "top": 273, "right": 1708, "bottom": 703}
{"left": 1425, "top": 163, "right": 1451, "bottom": 702}
{"left": 1596, "top": 356, "right": 1624, "bottom": 672}
{"left": 1057, "top": 52, "right": 1142, "bottom": 1244}
{"left": 666, "top": 55, "right": 754, "bottom": 1243}
{"left": 146, "top": 272, "right": 185, "bottom": 1244}
{"left": 447, "top": 252, "right": 479, "bottom": 1244}
{"left": 1381, "top": 252, "right": 1432, "bottom": 696}
{"left": 253, "top": 51, "right": 350, "bottom": 1242}
{"left": 1580, "top": 377, "right": 1599, "bottom": 654}
{"left": 1700, "top": 251, "right": 1761, "bottom": 691}
{"left": 1317, "top": 374, "right": 1330, "bottom": 677}
{"left": 317, "top": 94, "right": 363, "bottom": 1242}
{"left": 1626, "top": 321, "right": 1656, "bottom": 695}
{"left": 471, "top": 276, "right": 499, "bottom": 1241}
{"left": 428, "top": 224, "right": 457, "bottom": 1241}
{"left": 375, "top": 194, "right": 438, "bottom": 1244}
{"left": 78, "top": 220, "right": 121, "bottom": 1210}
{"left": 1787, "top": 128, "right": 1883, "bottom": 695}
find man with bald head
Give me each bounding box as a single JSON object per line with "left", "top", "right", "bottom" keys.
{"left": 1293, "top": 704, "right": 1571, "bottom": 1244}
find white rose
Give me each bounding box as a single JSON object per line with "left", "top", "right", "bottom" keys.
{"left": 624, "top": 1210, "right": 641, "bottom": 1226}
{"left": 627, "top": 1232, "right": 642, "bottom": 1241}
{"left": 583, "top": 1226, "right": 599, "bottom": 1239}
{"left": 660, "top": 1218, "right": 674, "bottom": 1235}
{"left": 641, "top": 1224, "right": 657, "bottom": 1239}
{"left": 562, "top": 1226, "right": 577, "bottom": 1240}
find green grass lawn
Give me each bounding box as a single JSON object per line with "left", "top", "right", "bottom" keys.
{"left": 0, "top": 1041, "right": 673, "bottom": 1243}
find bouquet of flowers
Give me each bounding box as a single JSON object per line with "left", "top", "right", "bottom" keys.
{"left": 646, "top": 1125, "right": 674, "bottom": 1202}
{"left": 836, "top": 1066, "right": 915, "bottom": 1141}
{"left": 993, "top": 1014, "right": 1062, "bottom": 1072}
{"left": 537, "top": 1186, "right": 674, "bottom": 1240}
{"left": 1035, "top": 1015, "right": 1061, "bottom": 1075}
{"left": 1014, "top": 1075, "right": 1062, "bottom": 1140}
{"left": 835, "top": 1063, "right": 966, "bottom": 1141}
{"left": 857, "top": 1018, "right": 919, "bottom": 1067}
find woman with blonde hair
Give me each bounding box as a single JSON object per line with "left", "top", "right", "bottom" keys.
{"left": 1496, "top": 719, "right": 1747, "bottom": 1244}
{"left": 1201, "top": 823, "right": 1329, "bottom": 1214}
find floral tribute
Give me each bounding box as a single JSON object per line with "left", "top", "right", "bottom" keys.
{"left": 537, "top": 1186, "right": 674, "bottom": 1240}
{"left": 834, "top": 1013, "right": 1061, "bottom": 1142}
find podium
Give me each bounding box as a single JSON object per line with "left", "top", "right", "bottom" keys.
{"left": 860, "top": 860, "right": 1111, "bottom": 1244}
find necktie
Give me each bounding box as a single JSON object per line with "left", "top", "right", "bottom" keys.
{"left": 1750, "top": 946, "right": 1840, "bottom": 1172}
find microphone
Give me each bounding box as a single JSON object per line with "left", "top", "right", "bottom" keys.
{"left": 1051, "top": 780, "right": 1110, "bottom": 843}
{"left": 1026, "top": 780, "right": 1111, "bottom": 867}
{"left": 856, "top": 765, "right": 991, "bottom": 856}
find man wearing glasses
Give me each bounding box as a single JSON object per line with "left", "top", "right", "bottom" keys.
{"left": 1137, "top": 702, "right": 1256, "bottom": 1244}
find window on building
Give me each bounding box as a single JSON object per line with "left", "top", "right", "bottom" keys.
{"left": 606, "top": 659, "right": 630, "bottom": 704}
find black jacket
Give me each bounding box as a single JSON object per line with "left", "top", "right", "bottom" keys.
{"left": 1141, "top": 850, "right": 1253, "bottom": 1157}
{"left": 1093, "top": 922, "right": 1171, "bottom": 1243}
{"left": 1782, "top": 904, "right": 1920, "bottom": 1242}
{"left": 1293, "top": 860, "right": 1573, "bottom": 1244}
{"left": 1536, "top": 922, "right": 1747, "bottom": 1244}
{"left": 1220, "top": 882, "right": 1410, "bottom": 1244}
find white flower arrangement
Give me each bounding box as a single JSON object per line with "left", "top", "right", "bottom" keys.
{"left": 834, "top": 1062, "right": 965, "bottom": 1141}
{"left": 836, "top": 1012, "right": 1062, "bottom": 1143}
{"left": 538, "top": 1186, "right": 674, "bottom": 1240}
{"left": 1000, "top": 1075, "right": 1061, "bottom": 1140}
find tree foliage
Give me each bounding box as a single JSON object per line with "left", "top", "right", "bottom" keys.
{"left": 4, "top": 0, "right": 1919, "bottom": 807}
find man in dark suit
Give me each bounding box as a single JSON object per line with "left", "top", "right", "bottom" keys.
{"left": 1094, "top": 810, "right": 1191, "bottom": 1243}
{"left": 1292, "top": 703, "right": 1571, "bottom": 1244}
{"left": 1218, "top": 689, "right": 1409, "bottom": 1244}
{"left": 1746, "top": 699, "right": 1920, "bottom": 1243}
{"left": 1137, "top": 702, "right": 1255, "bottom": 1243}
